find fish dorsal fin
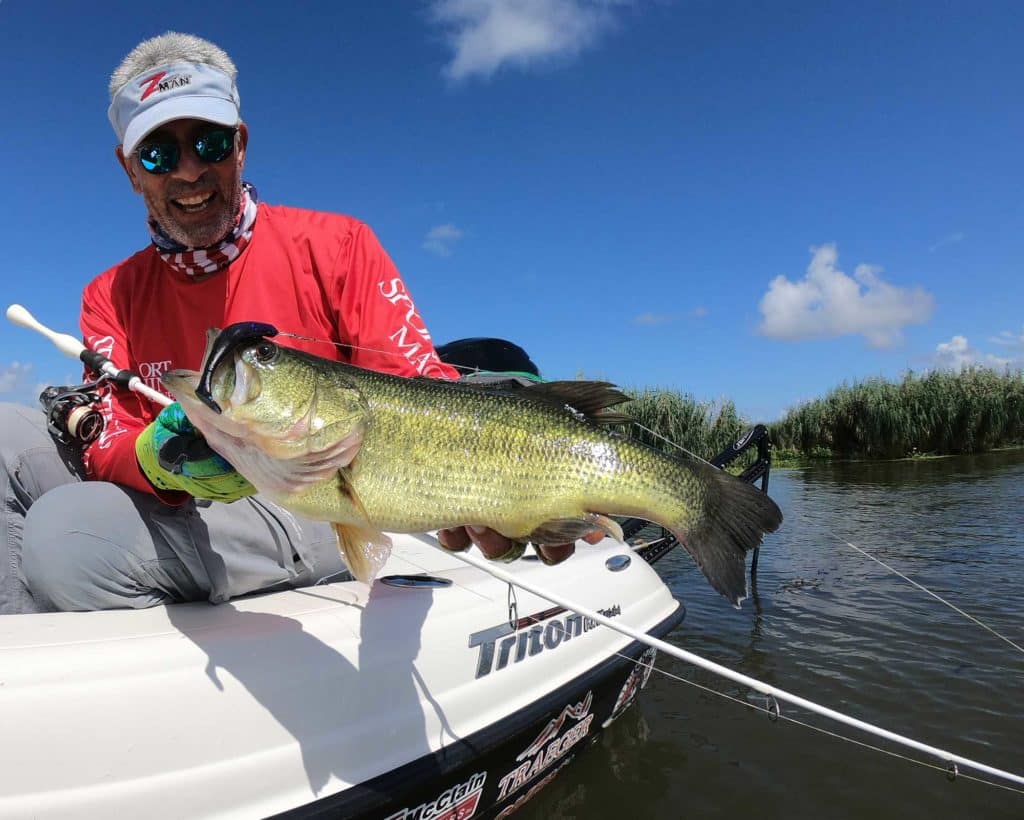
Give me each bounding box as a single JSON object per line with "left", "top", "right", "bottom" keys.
{"left": 454, "top": 374, "right": 633, "bottom": 424}
{"left": 523, "top": 381, "right": 633, "bottom": 425}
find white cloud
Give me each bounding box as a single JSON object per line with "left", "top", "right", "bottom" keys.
{"left": 0, "top": 362, "right": 78, "bottom": 406}
{"left": 989, "top": 327, "right": 1024, "bottom": 349}
{"left": 0, "top": 361, "right": 34, "bottom": 395}
{"left": 933, "top": 335, "right": 1013, "bottom": 371}
{"left": 934, "top": 335, "right": 979, "bottom": 370}
{"left": 423, "top": 223, "right": 465, "bottom": 257}
{"left": 431, "top": 0, "right": 629, "bottom": 81}
{"left": 758, "top": 244, "right": 935, "bottom": 348}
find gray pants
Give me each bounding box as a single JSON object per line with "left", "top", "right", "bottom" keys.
{"left": 0, "top": 402, "right": 346, "bottom": 614}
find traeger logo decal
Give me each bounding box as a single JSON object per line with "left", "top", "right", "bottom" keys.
{"left": 468, "top": 604, "right": 622, "bottom": 679}
{"left": 139, "top": 70, "right": 192, "bottom": 101}
{"left": 385, "top": 771, "right": 486, "bottom": 820}
{"left": 495, "top": 692, "right": 594, "bottom": 803}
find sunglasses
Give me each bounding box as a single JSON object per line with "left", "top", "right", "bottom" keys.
{"left": 137, "top": 126, "right": 238, "bottom": 175}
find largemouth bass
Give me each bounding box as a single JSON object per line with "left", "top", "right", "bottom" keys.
{"left": 162, "top": 322, "right": 782, "bottom": 605}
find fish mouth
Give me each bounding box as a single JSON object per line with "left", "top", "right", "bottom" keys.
{"left": 195, "top": 322, "right": 280, "bottom": 413}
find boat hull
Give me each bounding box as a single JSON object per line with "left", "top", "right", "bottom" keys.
{"left": 0, "top": 535, "right": 682, "bottom": 819}
{"left": 280, "top": 609, "right": 682, "bottom": 819}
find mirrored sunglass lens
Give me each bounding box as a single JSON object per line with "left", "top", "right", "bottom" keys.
{"left": 195, "top": 129, "right": 235, "bottom": 163}
{"left": 139, "top": 144, "right": 178, "bottom": 174}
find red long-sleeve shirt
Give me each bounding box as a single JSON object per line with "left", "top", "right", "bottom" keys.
{"left": 81, "top": 203, "right": 459, "bottom": 496}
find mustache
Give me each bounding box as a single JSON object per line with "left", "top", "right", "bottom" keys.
{"left": 165, "top": 175, "right": 218, "bottom": 199}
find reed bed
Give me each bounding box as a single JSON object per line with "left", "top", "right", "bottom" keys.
{"left": 770, "top": 368, "right": 1024, "bottom": 459}
{"left": 622, "top": 389, "right": 748, "bottom": 462}
{"left": 621, "top": 368, "right": 1024, "bottom": 463}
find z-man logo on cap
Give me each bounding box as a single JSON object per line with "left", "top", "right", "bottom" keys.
{"left": 139, "top": 71, "right": 192, "bottom": 101}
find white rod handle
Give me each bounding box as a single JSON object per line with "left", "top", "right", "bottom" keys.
{"left": 7, "top": 303, "right": 172, "bottom": 407}
{"left": 6, "top": 304, "right": 86, "bottom": 360}
{"left": 128, "top": 379, "right": 173, "bottom": 407}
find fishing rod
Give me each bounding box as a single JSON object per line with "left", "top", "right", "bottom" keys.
{"left": 6, "top": 304, "right": 171, "bottom": 406}
{"left": 12, "top": 306, "right": 1022, "bottom": 789}
{"left": 414, "top": 532, "right": 1024, "bottom": 791}
{"left": 6, "top": 304, "right": 171, "bottom": 445}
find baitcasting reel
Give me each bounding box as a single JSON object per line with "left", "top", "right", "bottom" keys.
{"left": 38, "top": 382, "right": 105, "bottom": 446}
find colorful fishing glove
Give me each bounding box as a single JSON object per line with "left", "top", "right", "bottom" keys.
{"left": 135, "top": 402, "right": 256, "bottom": 502}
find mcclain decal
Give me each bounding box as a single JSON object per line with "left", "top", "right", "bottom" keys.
{"left": 384, "top": 771, "right": 486, "bottom": 820}
{"left": 468, "top": 605, "right": 622, "bottom": 679}
{"left": 495, "top": 692, "right": 595, "bottom": 802}
{"left": 602, "top": 647, "right": 658, "bottom": 728}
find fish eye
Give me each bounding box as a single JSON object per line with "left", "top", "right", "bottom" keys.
{"left": 252, "top": 341, "right": 278, "bottom": 364}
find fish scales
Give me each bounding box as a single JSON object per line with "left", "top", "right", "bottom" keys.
{"left": 292, "top": 371, "right": 653, "bottom": 534}
{"left": 163, "top": 324, "right": 783, "bottom": 604}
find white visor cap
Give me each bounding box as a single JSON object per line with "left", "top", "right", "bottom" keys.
{"left": 108, "top": 62, "right": 241, "bottom": 157}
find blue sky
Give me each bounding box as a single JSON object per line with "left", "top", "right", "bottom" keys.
{"left": 1, "top": 1, "right": 1021, "bottom": 423}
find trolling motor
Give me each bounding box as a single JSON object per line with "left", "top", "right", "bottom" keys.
{"left": 6, "top": 304, "right": 173, "bottom": 447}
{"left": 709, "top": 424, "right": 773, "bottom": 576}
{"left": 709, "top": 423, "right": 772, "bottom": 491}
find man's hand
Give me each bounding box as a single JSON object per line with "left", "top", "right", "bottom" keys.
{"left": 135, "top": 402, "right": 256, "bottom": 502}
{"left": 436, "top": 526, "right": 606, "bottom": 565}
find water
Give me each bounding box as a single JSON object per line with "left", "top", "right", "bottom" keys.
{"left": 520, "top": 450, "right": 1024, "bottom": 818}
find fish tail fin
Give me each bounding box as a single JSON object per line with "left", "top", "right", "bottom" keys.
{"left": 669, "top": 466, "right": 783, "bottom": 607}
{"left": 331, "top": 523, "right": 393, "bottom": 585}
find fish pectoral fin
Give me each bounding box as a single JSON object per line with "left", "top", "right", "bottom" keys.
{"left": 329, "top": 469, "right": 391, "bottom": 584}
{"left": 587, "top": 513, "right": 625, "bottom": 542}
{"left": 336, "top": 466, "right": 369, "bottom": 517}
{"left": 527, "top": 513, "right": 624, "bottom": 545}
{"left": 331, "top": 522, "right": 392, "bottom": 585}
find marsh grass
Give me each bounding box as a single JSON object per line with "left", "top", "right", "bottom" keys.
{"left": 621, "top": 368, "right": 1024, "bottom": 463}
{"left": 770, "top": 368, "right": 1024, "bottom": 459}
{"left": 622, "top": 389, "right": 749, "bottom": 464}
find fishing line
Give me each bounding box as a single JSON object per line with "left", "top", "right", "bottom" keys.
{"left": 276, "top": 332, "right": 486, "bottom": 376}
{"left": 634, "top": 656, "right": 1024, "bottom": 796}
{"left": 624, "top": 421, "right": 711, "bottom": 465}
{"left": 547, "top": 607, "right": 1024, "bottom": 796}
{"left": 20, "top": 309, "right": 1019, "bottom": 789}
{"left": 841, "top": 539, "right": 1024, "bottom": 656}
{"left": 296, "top": 358, "right": 1017, "bottom": 791}
{"left": 414, "top": 532, "right": 1024, "bottom": 789}
{"left": 341, "top": 535, "right": 1024, "bottom": 798}
{"left": 281, "top": 332, "right": 720, "bottom": 468}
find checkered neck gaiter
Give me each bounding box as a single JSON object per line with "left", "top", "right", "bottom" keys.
{"left": 148, "top": 181, "right": 258, "bottom": 277}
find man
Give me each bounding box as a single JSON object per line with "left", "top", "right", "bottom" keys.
{"left": 0, "top": 32, "right": 582, "bottom": 616}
